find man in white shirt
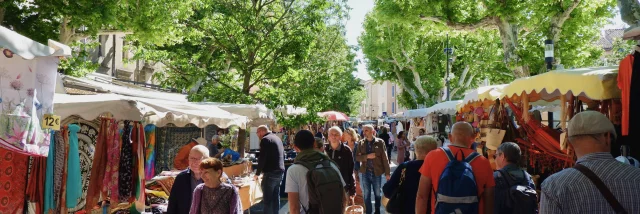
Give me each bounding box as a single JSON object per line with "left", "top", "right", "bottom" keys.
{"left": 286, "top": 130, "right": 345, "bottom": 214}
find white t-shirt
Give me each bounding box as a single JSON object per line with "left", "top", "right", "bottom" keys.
{"left": 285, "top": 162, "right": 345, "bottom": 214}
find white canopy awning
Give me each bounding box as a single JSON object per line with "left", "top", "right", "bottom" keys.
{"left": 405, "top": 108, "right": 428, "bottom": 119}
{"left": 53, "top": 94, "right": 247, "bottom": 128}
{"left": 462, "top": 84, "right": 507, "bottom": 105}
{"left": 425, "top": 100, "right": 462, "bottom": 115}
{"left": 276, "top": 105, "right": 308, "bottom": 116}
{"left": 196, "top": 102, "right": 275, "bottom": 126}
{"left": 0, "top": 25, "right": 71, "bottom": 59}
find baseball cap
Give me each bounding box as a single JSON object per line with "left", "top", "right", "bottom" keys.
{"left": 567, "top": 111, "right": 616, "bottom": 139}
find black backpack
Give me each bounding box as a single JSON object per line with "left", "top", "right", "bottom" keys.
{"left": 295, "top": 158, "right": 346, "bottom": 214}
{"left": 497, "top": 169, "right": 538, "bottom": 214}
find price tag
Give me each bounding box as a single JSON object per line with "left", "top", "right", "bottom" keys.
{"left": 42, "top": 114, "right": 61, "bottom": 130}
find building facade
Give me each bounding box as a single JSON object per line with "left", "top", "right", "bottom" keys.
{"left": 90, "top": 32, "right": 164, "bottom": 84}
{"left": 360, "top": 80, "right": 406, "bottom": 120}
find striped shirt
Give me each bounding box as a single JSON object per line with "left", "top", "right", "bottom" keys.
{"left": 540, "top": 152, "right": 640, "bottom": 214}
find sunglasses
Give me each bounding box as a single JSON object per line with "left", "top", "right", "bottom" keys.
{"left": 493, "top": 152, "right": 502, "bottom": 159}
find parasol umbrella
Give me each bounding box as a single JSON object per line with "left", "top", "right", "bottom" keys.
{"left": 317, "top": 111, "right": 350, "bottom": 121}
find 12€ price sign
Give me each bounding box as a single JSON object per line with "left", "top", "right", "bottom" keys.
{"left": 42, "top": 114, "right": 61, "bottom": 130}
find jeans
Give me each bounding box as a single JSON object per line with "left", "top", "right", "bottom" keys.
{"left": 261, "top": 171, "right": 284, "bottom": 214}
{"left": 386, "top": 144, "right": 393, "bottom": 163}
{"left": 360, "top": 171, "right": 382, "bottom": 214}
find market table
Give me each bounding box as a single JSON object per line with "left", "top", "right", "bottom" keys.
{"left": 235, "top": 180, "right": 262, "bottom": 211}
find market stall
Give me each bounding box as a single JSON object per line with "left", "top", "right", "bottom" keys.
{"left": 51, "top": 93, "right": 261, "bottom": 213}
{"left": 0, "top": 25, "right": 71, "bottom": 214}
{"left": 500, "top": 66, "right": 622, "bottom": 173}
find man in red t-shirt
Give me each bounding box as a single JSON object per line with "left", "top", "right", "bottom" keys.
{"left": 416, "top": 122, "right": 495, "bottom": 214}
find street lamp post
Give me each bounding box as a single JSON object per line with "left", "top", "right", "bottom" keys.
{"left": 444, "top": 34, "right": 454, "bottom": 101}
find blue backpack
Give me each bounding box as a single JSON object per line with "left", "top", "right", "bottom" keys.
{"left": 435, "top": 146, "right": 481, "bottom": 214}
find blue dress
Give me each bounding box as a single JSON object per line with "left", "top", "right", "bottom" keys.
{"left": 66, "top": 124, "right": 82, "bottom": 208}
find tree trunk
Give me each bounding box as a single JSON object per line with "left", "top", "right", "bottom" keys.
{"left": 0, "top": 0, "right": 5, "bottom": 25}
{"left": 410, "top": 67, "right": 429, "bottom": 99}
{"left": 237, "top": 128, "right": 246, "bottom": 158}
{"left": 393, "top": 67, "right": 422, "bottom": 105}
{"left": 242, "top": 69, "right": 252, "bottom": 95}
{"left": 59, "top": 17, "right": 74, "bottom": 44}
{"left": 496, "top": 17, "right": 529, "bottom": 78}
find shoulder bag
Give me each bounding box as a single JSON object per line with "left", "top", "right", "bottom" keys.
{"left": 385, "top": 168, "right": 406, "bottom": 213}
{"left": 573, "top": 163, "right": 628, "bottom": 214}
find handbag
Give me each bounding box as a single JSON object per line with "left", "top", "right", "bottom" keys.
{"left": 573, "top": 164, "right": 628, "bottom": 214}
{"left": 385, "top": 168, "right": 406, "bottom": 213}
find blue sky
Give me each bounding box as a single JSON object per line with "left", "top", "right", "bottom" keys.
{"left": 345, "top": 2, "right": 626, "bottom": 81}
{"left": 345, "top": 0, "right": 375, "bottom": 81}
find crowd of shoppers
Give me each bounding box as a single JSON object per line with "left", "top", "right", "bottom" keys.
{"left": 164, "top": 110, "right": 640, "bottom": 214}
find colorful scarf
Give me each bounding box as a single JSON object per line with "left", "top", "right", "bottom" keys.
{"left": 144, "top": 124, "right": 156, "bottom": 180}
{"left": 103, "top": 119, "right": 121, "bottom": 203}
{"left": 85, "top": 118, "right": 113, "bottom": 211}
{"left": 44, "top": 130, "right": 55, "bottom": 213}
{"left": 66, "top": 124, "right": 82, "bottom": 208}
{"left": 131, "top": 122, "right": 146, "bottom": 213}
{"left": 118, "top": 121, "right": 134, "bottom": 202}
{"left": 26, "top": 156, "right": 47, "bottom": 214}
{"left": 0, "top": 146, "right": 28, "bottom": 213}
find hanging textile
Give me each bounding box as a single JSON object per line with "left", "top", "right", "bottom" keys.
{"left": 154, "top": 126, "right": 202, "bottom": 173}
{"left": 44, "top": 130, "right": 55, "bottom": 213}
{"left": 132, "top": 122, "right": 146, "bottom": 213}
{"left": 58, "top": 127, "right": 70, "bottom": 213}
{"left": 67, "top": 124, "right": 82, "bottom": 208}
{"left": 26, "top": 156, "right": 47, "bottom": 214}
{"left": 0, "top": 146, "right": 28, "bottom": 213}
{"left": 144, "top": 124, "right": 156, "bottom": 180}
{"left": 85, "top": 118, "right": 114, "bottom": 212}
{"left": 119, "top": 121, "right": 134, "bottom": 202}
{"left": 61, "top": 116, "right": 101, "bottom": 213}
{"left": 103, "top": 119, "right": 121, "bottom": 203}
{"left": 627, "top": 50, "right": 640, "bottom": 160}
{"left": 0, "top": 49, "right": 58, "bottom": 156}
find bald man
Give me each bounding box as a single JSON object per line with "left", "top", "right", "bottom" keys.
{"left": 255, "top": 125, "right": 285, "bottom": 214}
{"left": 416, "top": 122, "right": 495, "bottom": 214}
{"left": 167, "top": 145, "right": 209, "bottom": 214}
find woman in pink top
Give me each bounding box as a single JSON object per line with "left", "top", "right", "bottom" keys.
{"left": 395, "top": 131, "right": 410, "bottom": 164}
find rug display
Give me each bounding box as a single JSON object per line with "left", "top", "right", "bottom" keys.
{"left": 154, "top": 125, "right": 202, "bottom": 173}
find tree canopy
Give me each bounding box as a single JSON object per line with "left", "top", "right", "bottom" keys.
{"left": 360, "top": 0, "right": 617, "bottom": 108}
{"left": 134, "top": 0, "right": 363, "bottom": 124}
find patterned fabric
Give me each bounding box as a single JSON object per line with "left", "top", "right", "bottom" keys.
{"left": 53, "top": 131, "right": 65, "bottom": 211}
{"left": 0, "top": 146, "right": 28, "bottom": 214}
{"left": 144, "top": 124, "right": 156, "bottom": 180}
{"left": 541, "top": 152, "right": 640, "bottom": 214}
{"left": 61, "top": 116, "right": 101, "bottom": 213}
{"left": 85, "top": 118, "right": 114, "bottom": 211}
{"left": 189, "top": 183, "right": 242, "bottom": 214}
{"left": 66, "top": 124, "right": 82, "bottom": 208}
{"left": 119, "top": 121, "right": 134, "bottom": 202}
{"left": 104, "top": 119, "right": 121, "bottom": 203}
{"left": 0, "top": 50, "right": 58, "bottom": 156}
{"left": 44, "top": 130, "right": 55, "bottom": 213}
{"left": 26, "top": 156, "right": 46, "bottom": 214}
{"left": 154, "top": 126, "right": 202, "bottom": 172}
{"left": 131, "top": 122, "right": 146, "bottom": 213}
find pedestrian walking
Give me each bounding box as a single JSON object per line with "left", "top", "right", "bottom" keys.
{"left": 540, "top": 111, "right": 640, "bottom": 214}
{"left": 286, "top": 130, "right": 346, "bottom": 214}
{"left": 383, "top": 136, "right": 439, "bottom": 214}
{"left": 493, "top": 142, "right": 537, "bottom": 214}
{"left": 416, "top": 122, "right": 495, "bottom": 214}
{"left": 356, "top": 124, "right": 391, "bottom": 214}
{"left": 254, "top": 125, "right": 285, "bottom": 214}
